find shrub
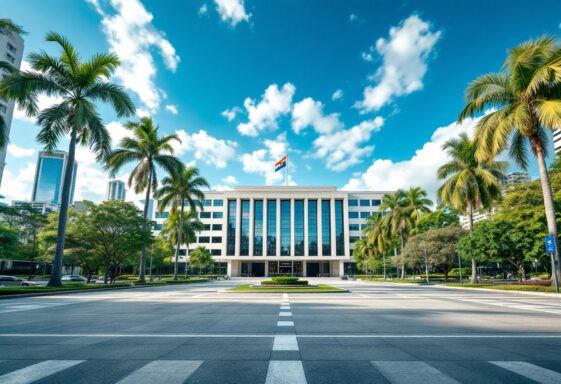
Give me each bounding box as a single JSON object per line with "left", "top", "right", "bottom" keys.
{"left": 261, "top": 277, "right": 309, "bottom": 285}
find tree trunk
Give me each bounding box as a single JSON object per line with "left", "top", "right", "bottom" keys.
{"left": 47, "top": 128, "right": 77, "bottom": 287}
{"left": 185, "top": 245, "right": 190, "bottom": 278}
{"left": 139, "top": 171, "right": 152, "bottom": 283}
{"left": 382, "top": 251, "right": 386, "bottom": 280}
{"left": 400, "top": 233, "right": 405, "bottom": 279}
{"left": 173, "top": 202, "right": 185, "bottom": 281}
{"left": 467, "top": 200, "right": 477, "bottom": 283}
{"left": 535, "top": 143, "right": 561, "bottom": 285}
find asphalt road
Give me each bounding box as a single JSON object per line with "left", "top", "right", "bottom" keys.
{"left": 1, "top": 279, "right": 561, "bottom": 383}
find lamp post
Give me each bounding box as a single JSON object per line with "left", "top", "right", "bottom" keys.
{"left": 457, "top": 250, "right": 463, "bottom": 284}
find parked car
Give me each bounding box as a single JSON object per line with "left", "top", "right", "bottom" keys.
{"left": 0, "top": 275, "right": 37, "bottom": 287}
{"left": 61, "top": 275, "right": 87, "bottom": 282}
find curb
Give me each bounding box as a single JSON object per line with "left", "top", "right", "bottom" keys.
{"left": 435, "top": 284, "right": 560, "bottom": 298}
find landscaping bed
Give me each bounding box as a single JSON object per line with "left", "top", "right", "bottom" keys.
{"left": 445, "top": 283, "right": 558, "bottom": 293}
{"left": 229, "top": 284, "right": 345, "bottom": 292}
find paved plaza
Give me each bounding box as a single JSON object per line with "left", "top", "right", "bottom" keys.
{"left": 1, "top": 279, "right": 561, "bottom": 383}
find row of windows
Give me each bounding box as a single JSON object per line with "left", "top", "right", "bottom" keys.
{"left": 199, "top": 211, "right": 223, "bottom": 219}
{"left": 348, "top": 199, "right": 381, "bottom": 207}
{"left": 349, "top": 224, "right": 372, "bottom": 231}
{"left": 5, "top": 52, "right": 15, "bottom": 64}
{"left": 180, "top": 249, "right": 222, "bottom": 256}
{"left": 197, "top": 236, "right": 222, "bottom": 244}
{"left": 348, "top": 211, "right": 380, "bottom": 219}
{"left": 203, "top": 224, "right": 223, "bottom": 231}
{"left": 6, "top": 42, "right": 16, "bottom": 53}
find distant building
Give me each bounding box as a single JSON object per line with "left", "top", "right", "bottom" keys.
{"left": 0, "top": 23, "right": 25, "bottom": 188}
{"left": 12, "top": 200, "right": 58, "bottom": 215}
{"left": 554, "top": 130, "right": 561, "bottom": 154}
{"left": 72, "top": 201, "right": 87, "bottom": 213}
{"left": 504, "top": 171, "right": 530, "bottom": 187}
{"left": 31, "top": 150, "right": 78, "bottom": 206}
{"left": 106, "top": 180, "right": 126, "bottom": 201}
{"left": 138, "top": 199, "right": 154, "bottom": 220}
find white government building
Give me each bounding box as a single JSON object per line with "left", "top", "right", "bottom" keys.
{"left": 154, "top": 186, "right": 389, "bottom": 277}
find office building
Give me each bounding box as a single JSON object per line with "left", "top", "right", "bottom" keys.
{"left": 31, "top": 150, "right": 78, "bottom": 206}
{"left": 106, "top": 180, "right": 126, "bottom": 201}
{"left": 0, "top": 23, "right": 25, "bottom": 188}
{"left": 154, "top": 186, "right": 389, "bottom": 277}
{"left": 504, "top": 171, "right": 530, "bottom": 187}
{"left": 12, "top": 200, "right": 58, "bottom": 215}
{"left": 138, "top": 199, "right": 154, "bottom": 220}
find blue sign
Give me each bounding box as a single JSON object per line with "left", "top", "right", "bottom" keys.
{"left": 545, "top": 236, "right": 556, "bottom": 254}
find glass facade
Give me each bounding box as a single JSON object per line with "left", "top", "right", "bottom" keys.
{"left": 240, "top": 200, "right": 250, "bottom": 256}
{"left": 267, "top": 200, "right": 277, "bottom": 256}
{"left": 227, "top": 200, "right": 236, "bottom": 255}
{"left": 253, "top": 200, "right": 263, "bottom": 256}
{"left": 32, "top": 152, "right": 77, "bottom": 205}
{"left": 321, "top": 200, "right": 331, "bottom": 256}
{"left": 308, "top": 200, "right": 318, "bottom": 256}
{"left": 294, "top": 200, "right": 304, "bottom": 256}
{"left": 335, "top": 200, "right": 344, "bottom": 255}
{"left": 280, "top": 200, "right": 291, "bottom": 256}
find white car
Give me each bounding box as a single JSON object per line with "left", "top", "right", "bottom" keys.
{"left": 0, "top": 275, "right": 37, "bottom": 287}
{"left": 61, "top": 275, "right": 87, "bottom": 282}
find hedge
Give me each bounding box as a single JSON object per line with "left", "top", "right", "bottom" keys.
{"left": 261, "top": 277, "right": 308, "bottom": 285}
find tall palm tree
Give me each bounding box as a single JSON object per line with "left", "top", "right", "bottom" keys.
{"left": 107, "top": 117, "right": 183, "bottom": 282}
{"left": 458, "top": 36, "right": 561, "bottom": 283}
{"left": 0, "top": 19, "right": 26, "bottom": 149}
{"left": 437, "top": 133, "right": 506, "bottom": 283}
{"left": 363, "top": 213, "right": 389, "bottom": 279}
{"left": 156, "top": 167, "right": 209, "bottom": 280}
{"left": 381, "top": 191, "right": 410, "bottom": 278}
{"left": 403, "top": 187, "right": 433, "bottom": 224}
{"left": 0, "top": 32, "right": 135, "bottom": 286}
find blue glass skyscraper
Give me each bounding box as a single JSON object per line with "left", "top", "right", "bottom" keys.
{"left": 31, "top": 150, "right": 78, "bottom": 206}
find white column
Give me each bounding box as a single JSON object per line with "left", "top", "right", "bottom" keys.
{"left": 290, "top": 199, "right": 295, "bottom": 257}
{"left": 248, "top": 198, "right": 254, "bottom": 257}
{"left": 330, "top": 197, "right": 336, "bottom": 257}
{"left": 317, "top": 198, "right": 323, "bottom": 257}
{"left": 263, "top": 198, "right": 268, "bottom": 257}
{"left": 343, "top": 196, "right": 350, "bottom": 258}
{"left": 264, "top": 261, "right": 269, "bottom": 277}
{"left": 234, "top": 198, "right": 241, "bottom": 257}
{"left": 276, "top": 198, "right": 281, "bottom": 257}
{"left": 304, "top": 198, "right": 309, "bottom": 257}
{"left": 302, "top": 260, "right": 307, "bottom": 277}
{"left": 339, "top": 261, "right": 345, "bottom": 277}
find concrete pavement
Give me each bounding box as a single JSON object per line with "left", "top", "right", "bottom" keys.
{"left": 1, "top": 279, "right": 561, "bottom": 383}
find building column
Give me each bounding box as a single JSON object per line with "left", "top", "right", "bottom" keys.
{"left": 276, "top": 198, "right": 281, "bottom": 257}
{"left": 302, "top": 260, "right": 307, "bottom": 277}
{"left": 304, "top": 198, "right": 309, "bottom": 257}
{"left": 343, "top": 196, "right": 350, "bottom": 258}
{"left": 330, "top": 197, "right": 336, "bottom": 258}
{"left": 227, "top": 261, "right": 232, "bottom": 277}
{"left": 263, "top": 198, "right": 268, "bottom": 257}
{"left": 248, "top": 198, "right": 254, "bottom": 257}
{"left": 235, "top": 198, "right": 241, "bottom": 257}
{"left": 290, "top": 199, "right": 295, "bottom": 257}
{"left": 339, "top": 261, "right": 345, "bottom": 277}
{"left": 317, "top": 199, "right": 323, "bottom": 257}
{"left": 264, "top": 261, "right": 269, "bottom": 277}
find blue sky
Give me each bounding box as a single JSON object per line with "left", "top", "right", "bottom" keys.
{"left": 2, "top": 0, "right": 561, "bottom": 203}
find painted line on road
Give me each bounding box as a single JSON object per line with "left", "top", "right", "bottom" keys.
{"left": 372, "top": 361, "right": 460, "bottom": 384}
{"left": 490, "top": 361, "right": 561, "bottom": 384}
{"left": 265, "top": 361, "right": 307, "bottom": 384}
{"left": 452, "top": 298, "right": 561, "bottom": 316}
{"left": 277, "top": 321, "right": 294, "bottom": 327}
{"left": 279, "top": 312, "right": 292, "bottom": 317}
{"left": 115, "top": 360, "right": 203, "bottom": 384}
{"left": 272, "top": 335, "right": 299, "bottom": 350}
{"left": 0, "top": 301, "right": 77, "bottom": 314}
{"left": 280, "top": 305, "right": 291, "bottom": 310}
{"left": 0, "top": 360, "right": 84, "bottom": 384}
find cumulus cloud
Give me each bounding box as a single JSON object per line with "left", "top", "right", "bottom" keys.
{"left": 343, "top": 116, "right": 481, "bottom": 200}
{"left": 240, "top": 132, "right": 296, "bottom": 185}
{"left": 214, "top": 0, "right": 251, "bottom": 26}
{"left": 291, "top": 97, "right": 343, "bottom": 134}
{"left": 198, "top": 3, "right": 208, "bottom": 15}
{"left": 173, "top": 129, "right": 237, "bottom": 168}
{"left": 237, "top": 83, "right": 295, "bottom": 136}
{"left": 165, "top": 104, "right": 178, "bottom": 115}
{"left": 331, "top": 89, "right": 343, "bottom": 101}
{"left": 349, "top": 14, "right": 358, "bottom": 22}
{"left": 221, "top": 106, "right": 242, "bottom": 122}
{"left": 211, "top": 184, "right": 234, "bottom": 191}
{"left": 7, "top": 144, "right": 35, "bottom": 158}
{"left": 0, "top": 162, "right": 36, "bottom": 202}
{"left": 356, "top": 15, "right": 441, "bottom": 112}
{"left": 222, "top": 175, "right": 238, "bottom": 184}
{"left": 87, "top": 0, "right": 180, "bottom": 113}
{"left": 314, "top": 117, "right": 384, "bottom": 172}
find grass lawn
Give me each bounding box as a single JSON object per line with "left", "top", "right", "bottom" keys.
{"left": 445, "top": 283, "right": 558, "bottom": 293}
{"left": 229, "top": 284, "right": 345, "bottom": 292}
{"left": 362, "top": 279, "right": 430, "bottom": 284}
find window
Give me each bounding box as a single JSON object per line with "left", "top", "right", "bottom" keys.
{"left": 5, "top": 53, "right": 15, "bottom": 64}
{"left": 359, "top": 199, "right": 370, "bottom": 207}
{"left": 253, "top": 200, "right": 263, "bottom": 256}
{"left": 198, "top": 236, "right": 210, "bottom": 243}
{"left": 179, "top": 249, "right": 186, "bottom": 256}
{"left": 200, "top": 212, "right": 211, "bottom": 219}
{"left": 212, "top": 212, "right": 223, "bottom": 219}
{"left": 211, "top": 249, "right": 222, "bottom": 256}
{"left": 212, "top": 224, "right": 222, "bottom": 231}
{"left": 308, "top": 200, "right": 318, "bottom": 256}
{"left": 212, "top": 236, "right": 222, "bottom": 243}
{"left": 360, "top": 211, "right": 370, "bottom": 219}
{"left": 372, "top": 199, "right": 381, "bottom": 207}
{"left": 348, "top": 212, "right": 359, "bottom": 219}
{"left": 348, "top": 199, "right": 358, "bottom": 207}
{"left": 322, "top": 200, "right": 331, "bottom": 256}
{"left": 294, "top": 200, "right": 304, "bottom": 256}
{"left": 280, "top": 200, "right": 291, "bottom": 256}
{"left": 335, "top": 200, "right": 344, "bottom": 255}
{"left": 203, "top": 199, "right": 212, "bottom": 207}
{"left": 227, "top": 200, "right": 236, "bottom": 255}
{"left": 267, "top": 200, "right": 277, "bottom": 256}
{"left": 350, "top": 236, "right": 359, "bottom": 243}
{"left": 154, "top": 223, "right": 163, "bottom": 230}
{"left": 0, "top": 103, "right": 6, "bottom": 113}
{"left": 155, "top": 212, "right": 169, "bottom": 219}
{"left": 203, "top": 224, "right": 211, "bottom": 231}
{"left": 213, "top": 199, "right": 223, "bottom": 207}
{"left": 240, "top": 200, "right": 250, "bottom": 256}
{"left": 6, "top": 42, "right": 16, "bottom": 53}
{"left": 349, "top": 224, "right": 359, "bottom": 231}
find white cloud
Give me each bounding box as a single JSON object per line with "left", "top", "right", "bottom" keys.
{"left": 343, "top": 116, "right": 480, "bottom": 200}
{"left": 314, "top": 117, "right": 384, "bottom": 171}
{"left": 198, "top": 3, "right": 208, "bottom": 15}
{"left": 291, "top": 97, "right": 343, "bottom": 134}
{"left": 165, "top": 104, "right": 178, "bottom": 115}
{"left": 331, "top": 89, "right": 343, "bottom": 101}
{"left": 211, "top": 184, "right": 234, "bottom": 191}
{"left": 222, "top": 175, "right": 238, "bottom": 184}
{"left": 349, "top": 14, "right": 358, "bottom": 22}
{"left": 0, "top": 162, "right": 36, "bottom": 202}
{"left": 240, "top": 132, "right": 296, "bottom": 185}
{"left": 172, "top": 129, "right": 237, "bottom": 168}
{"left": 214, "top": 0, "right": 251, "bottom": 26}
{"left": 7, "top": 144, "right": 35, "bottom": 158}
{"left": 87, "top": 0, "right": 180, "bottom": 113}
{"left": 237, "top": 83, "right": 295, "bottom": 136}
{"left": 361, "top": 50, "right": 374, "bottom": 62}
{"left": 221, "top": 106, "right": 242, "bottom": 122}
{"left": 105, "top": 121, "right": 130, "bottom": 147}
{"left": 356, "top": 15, "right": 441, "bottom": 112}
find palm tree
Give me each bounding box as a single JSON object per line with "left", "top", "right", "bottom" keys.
{"left": 458, "top": 36, "right": 561, "bottom": 283}
{"left": 0, "top": 19, "right": 26, "bottom": 149}
{"left": 363, "top": 213, "right": 389, "bottom": 279}
{"left": 381, "top": 191, "right": 410, "bottom": 278}
{"left": 0, "top": 33, "right": 135, "bottom": 286}
{"left": 403, "top": 187, "right": 433, "bottom": 224}
{"left": 157, "top": 167, "right": 209, "bottom": 280}
{"left": 437, "top": 133, "right": 506, "bottom": 283}
{"left": 106, "top": 117, "right": 183, "bottom": 282}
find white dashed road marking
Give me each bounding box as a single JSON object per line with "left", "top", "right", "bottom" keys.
{"left": 115, "top": 360, "right": 203, "bottom": 384}
{"left": 371, "top": 361, "right": 460, "bottom": 384}
{"left": 490, "top": 361, "right": 561, "bottom": 384}
{"left": 277, "top": 321, "right": 294, "bottom": 327}
{"left": 279, "top": 312, "right": 292, "bottom": 317}
{"left": 265, "top": 361, "right": 307, "bottom": 384}
{"left": 0, "top": 360, "right": 84, "bottom": 384}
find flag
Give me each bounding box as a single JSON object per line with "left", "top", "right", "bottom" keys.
{"left": 275, "top": 156, "right": 287, "bottom": 172}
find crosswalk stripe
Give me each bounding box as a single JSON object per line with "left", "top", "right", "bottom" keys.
{"left": 371, "top": 361, "right": 460, "bottom": 384}
{"left": 115, "top": 360, "right": 203, "bottom": 384}
{"left": 490, "top": 361, "right": 561, "bottom": 384}
{"left": 0, "top": 360, "right": 84, "bottom": 384}
{"left": 265, "top": 361, "right": 306, "bottom": 384}
{"left": 273, "top": 335, "right": 299, "bottom": 350}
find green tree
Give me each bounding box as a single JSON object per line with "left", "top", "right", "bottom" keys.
{"left": 189, "top": 246, "right": 214, "bottom": 275}
{"left": 363, "top": 213, "right": 390, "bottom": 278}
{"left": 107, "top": 117, "right": 182, "bottom": 283}
{"left": 381, "top": 191, "right": 411, "bottom": 278}
{"left": 458, "top": 36, "right": 561, "bottom": 283}
{"left": 1, "top": 33, "right": 135, "bottom": 286}
{"left": 0, "top": 224, "right": 19, "bottom": 258}
{"left": 415, "top": 205, "right": 460, "bottom": 233}
{"left": 149, "top": 237, "right": 174, "bottom": 279}
{"left": 402, "top": 186, "right": 433, "bottom": 224}
{"left": 156, "top": 167, "right": 208, "bottom": 280}
{"left": 437, "top": 133, "right": 506, "bottom": 282}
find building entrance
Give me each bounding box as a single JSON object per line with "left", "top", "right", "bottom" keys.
{"left": 268, "top": 261, "right": 303, "bottom": 277}
{"left": 241, "top": 262, "right": 265, "bottom": 277}
{"left": 306, "top": 261, "right": 330, "bottom": 277}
